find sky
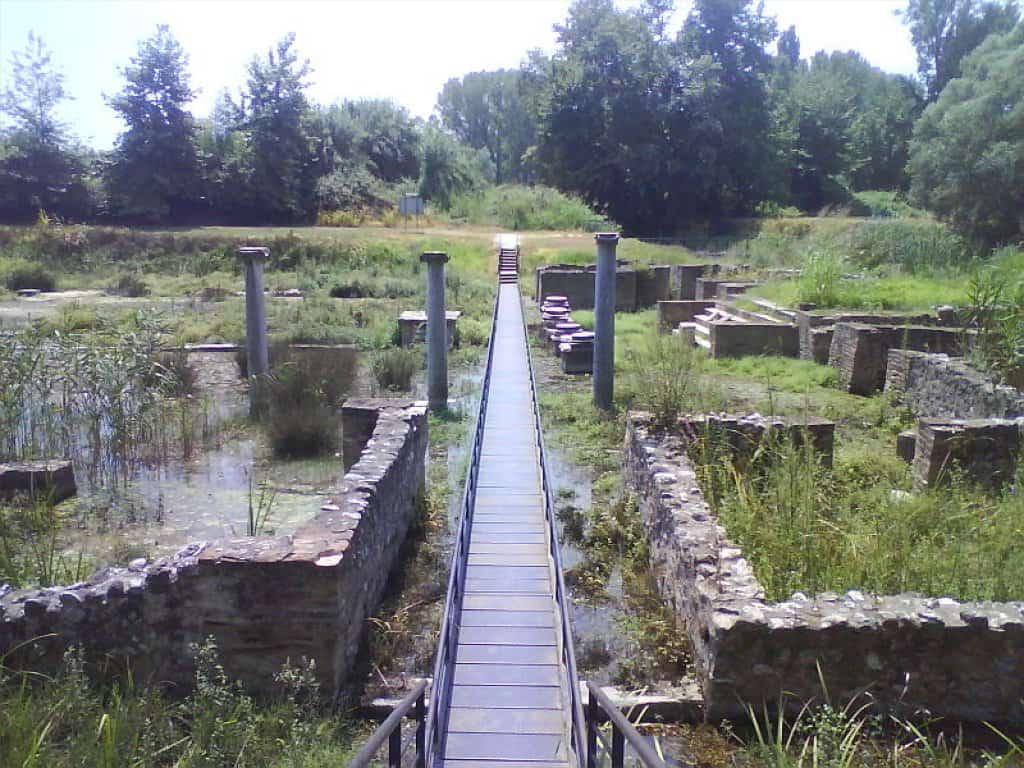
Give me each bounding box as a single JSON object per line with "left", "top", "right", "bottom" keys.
{"left": 0, "top": 0, "right": 918, "bottom": 150}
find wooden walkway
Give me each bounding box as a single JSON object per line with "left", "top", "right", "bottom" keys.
{"left": 440, "top": 282, "right": 574, "bottom": 766}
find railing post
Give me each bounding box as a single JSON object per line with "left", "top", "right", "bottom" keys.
{"left": 415, "top": 690, "right": 426, "bottom": 768}
{"left": 612, "top": 725, "right": 625, "bottom": 768}
{"left": 389, "top": 720, "right": 402, "bottom": 768}
{"left": 587, "top": 688, "right": 598, "bottom": 768}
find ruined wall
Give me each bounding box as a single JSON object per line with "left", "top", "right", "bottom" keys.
{"left": 534, "top": 264, "right": 637, "bottom": 311}
{"left": 912, "top": 418, "right": 1021, "bottom": 491}
{"left": 625, "top": 413, "right": 1024, "bottom": 724}
{"left": 828, "top": 323, "right": 962, "bottom": 395}
{"left": 710, "top": 322, "right": 798, "bottom": 359}
{"left": 656, "top": 301, "right": 717, "bottom": 332}
{"left": 885, "top": 351, "right": 1024, "bottom": 420}
{"left": 0, "top": 401, "right": 428, "bottom": 696}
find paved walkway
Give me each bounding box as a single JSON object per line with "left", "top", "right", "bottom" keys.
{"left": 440, "top": 282, "right": 573, "bottom": 767}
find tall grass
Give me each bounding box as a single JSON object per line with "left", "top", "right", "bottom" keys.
{"left": 448, "top": 184, "right": 610, "bottom": 231}
{"left": 696, "top": 433, "right": 1024, "bottom": 602}
{"left": 0, "top": 644, "right": 358, "bottom": 767}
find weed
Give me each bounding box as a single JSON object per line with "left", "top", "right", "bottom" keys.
{"left": 371, "top": 347, "right": 420, "bottom": 392}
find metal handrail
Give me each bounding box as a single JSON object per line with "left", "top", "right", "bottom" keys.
{"left": 423, "top": 282, "right": 501, "bottom": 765}
{"left": 585, "top": 682, "right": 674, "bottom": 768}
{"left": 521, "top": 289, "right": 588, "bottom": 766}
{"left": 349, "top": 678, "right": 429, "bottom": 768}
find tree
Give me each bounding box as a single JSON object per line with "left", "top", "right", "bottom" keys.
{"left": 437, "top": 69, "right": 535, "bottom": 183}
{"left": 674, "top": 0, "right": 782, "bottom": 218}
{"left": 0, "top": 32, "right": 89, "bottom": 220}
{"left": 418, "top": 125, "right": 491, "bottom": 209}
{"left": 908, "top": 23, "right": 1024, "bottom": 246}
{"left": 325, "top": 99, "right": 420, "bottom": 182}
{"left": 105, "top": 26, "right": 200, "bottom": 222}
{"left": 902, "top": 0, "right": 1019, "bottom": 101}
{"left": 245, "top": 34, "right": 319, "bottom": 223}
{"left": 778, "top": 24, "right": 801, "bottom": 67}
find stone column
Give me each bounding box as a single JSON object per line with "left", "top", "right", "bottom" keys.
{"left": 421, "top": 251, "right": 450, "bottom": 412}
{"left": 238, "top": 247, "right": 270, "bottom": 416}
{"left": 593, "top": 233, "right": 620, "bottom": 410}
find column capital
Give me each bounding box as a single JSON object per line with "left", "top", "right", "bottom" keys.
{"left": 420, "top": 250, "right": 450, "bottom": 265}
{"left": 238, "top": 246, "right": 270, "bottom": 262}
{"left": 594, "top": 232, "right": 620, "bottom": 244}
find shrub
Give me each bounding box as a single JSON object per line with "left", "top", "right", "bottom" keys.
{"left": 851, "top": 190, "right": 925, "bottom": 219}
{"left": 795, "top": 251, "right": 848, "bottom": 307}
{"left": 148, "top": 350, "right": 197, "bottom": 396}
{"left": 448, "top": 184, "right": 611, "bottom": 231}
{"left": 372, "top": 347, "right": 419, "bottom": 392}
{"left": 107, "top": 271, "right": 150, "bottom": 297}
{"left": 264, "top": 363, "right": 342, "bottom": 457}
{"left": 1, "top": 259, "right": 56, "bottom": 292}
{"left": 845, "top": 219, "right": 972, "bottom": 272}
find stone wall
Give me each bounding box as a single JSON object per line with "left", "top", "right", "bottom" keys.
{"left": 657, "top": 301, "right": 717, "bottom": 332}
{"left": 710, "top": 322, "right": 799, "bottom": 359}
{"left": 625, "top": 412, "right": 1024, "bottom": 724}
{"left": 912, "top": 418, "right": 1022, "bottom": 491}
{"left": 677, "top": 414, "right": 834, "bottom": 468}
{"left": 536, "top": 262, "right": 728, "bottom": 310}
{"left": 636, "top": 266, "right": 674, "bottom": 307}
{"left": 828, "top": 323, "right": 962, "bottom": 395}
{"left": 534, "top": 264, "right": 637, "bottom": 311}
{"left": 0, "top": 401, "right": 428, "bottom": 696}
{"left": 885, "top": 351, "right": 1024, "bottom": 420}
{"left": 797, "top": 310, "right": 961, "bottom": 365}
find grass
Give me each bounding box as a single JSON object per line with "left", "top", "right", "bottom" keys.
{"left": 0, "top": 644, "right": 362, "bottom": 768}
{"left": 448, "top": 184, "right": 611, "bottom": 231}
{"left": 696, "top": 433, "right": 1024, "bottom": 602}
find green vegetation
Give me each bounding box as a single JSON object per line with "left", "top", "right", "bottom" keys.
{"left": 0, "top": 645, "right": 360, "bottom": 767}
{"left": 448, "top": 185, "right": 610, "bottom": 231}
{"left": 371, "top": 347, "right": 419, "bottom": 392}
{"left": 697, "top": 434, "right": 1024, "bottom": 602}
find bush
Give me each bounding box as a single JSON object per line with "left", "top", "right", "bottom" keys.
{"left": 1, "top": 259, "right": 56, "bottom": 292}
{"left": 448, "top": 184, "right": 611, "bottom": 231}
{"left": 372, "top": 347, "right": 419, "bottom": 392}
{"left": 107, "top": 271, "right": 150, "bottom": 297}
{"left": 148, "top": 350, "right": 197, "bottom": 396}
{"left": 845, "top": 219, "right": 972, "bottom": 272}
{"left": 851, "top": 190, "right": 925, "bottom": 219}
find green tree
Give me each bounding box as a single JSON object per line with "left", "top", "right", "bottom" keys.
{"left": 676, "top": 0, "right": 782, "bottom": 217}
{"left": 418, "top": 124, "right": 491, "bottom": 209}
{"left": 105, "top": 25, "right": 201, "bottom": 223}
{"left": 0, "top": 32, "right": 89, "bottom": 220}
{"left": 325, "top": 99, "right": 420, "bottom": 182}
{"left": 245, "top": 34, "right": 320, "bottom": 223}
{"left": 908, "top": 23, "right": 1024, "bottom": 245}
{"left": 901, "top": 0, "right": 1019, "bottom": 101}
{"left": 436, "top": 69, "right": 535, "bottom": 183}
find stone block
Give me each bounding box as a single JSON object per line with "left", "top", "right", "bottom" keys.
{"left": 897, "top": 430, "right": 917, "bottom": 463}
{"left": 710, "top": 322, "right": 799, "bottom": 358}
{"left": 560, "top": 342, "right": 593, "bottom": 374}
{"left": 829, "top": 323, "right": 962, "bottom": 395}
{"left": 885, "top": 350, "right": 1024, "bottom": 420}
{"left": 0, "top": 460, "right": 76, "bottom": 502}
{"left": 535, "top": 264, "right": 637, "bottom": 311}
{"left": 912, "top": 418, "right": 1022, "bottom": 491}
{"left": 635, "top": 265, "right": 673, "bottom": 307}
{"left": 671, "top": 264, "right": 715, "bottom": 300}
{"left": 398, "top": 311, "right": 460, "bottom": 348}
{"left": 695, "top": 278, "right": 760, "bottom": 300}
{"left": 656, "top": 300, "right": 716, "bottom": 333}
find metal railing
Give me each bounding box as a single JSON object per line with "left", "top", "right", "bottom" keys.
{"left": 422, "top": 282, "right": 502, "bottom": 764}
{"left": 585, "top": 683, "right": 672, "bottom": 768}
{"left": 521, "top": 289, "right": 588, "bottom": 766}
{"left": 349, "top": 679, "right": 428, "bottom": 768}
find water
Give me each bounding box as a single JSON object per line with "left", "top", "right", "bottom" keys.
{"left": 49, "top": 350, "right": 362, "bottom": 569}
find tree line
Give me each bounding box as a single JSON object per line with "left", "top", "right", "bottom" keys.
{"left": 1, "top": 0, "right": 1021, "bottom": 247}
